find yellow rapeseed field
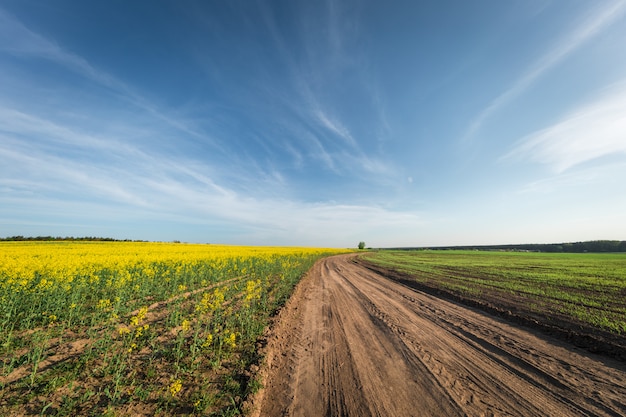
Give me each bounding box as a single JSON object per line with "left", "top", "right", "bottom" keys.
{"left": 0, "top": 241, "right": 348, "bottom": 416}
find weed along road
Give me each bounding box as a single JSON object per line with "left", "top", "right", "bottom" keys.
{"left": 252, "top": 254, "right": 626, "bottom": 416}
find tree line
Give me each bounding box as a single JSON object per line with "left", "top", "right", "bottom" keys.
{"left": 0, "top": 236, "right": 145, "bottom": 242}
{"left": 421, "top": 240, "right": 626, "bottom": 253}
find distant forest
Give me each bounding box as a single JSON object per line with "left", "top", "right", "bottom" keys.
{"left": 392, "top": 240, "right": 626, "bottom": 253}
{"left": 2, "top": 237, "right": 625, "bottom": 252}
{"left": 0, "top": 236, "right": 145, "bottom": 242}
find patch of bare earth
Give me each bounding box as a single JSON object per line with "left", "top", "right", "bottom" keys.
{"left": 357, "top": 258, "right": 626, "bottom": 361}
{"left": 249, "top": 254, "right": 626, "bottom": 416}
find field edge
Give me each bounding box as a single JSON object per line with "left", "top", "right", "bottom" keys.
{"left": 354, "top": 256, "right": 626, "bottom": 362}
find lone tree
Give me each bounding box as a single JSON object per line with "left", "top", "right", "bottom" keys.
{"left": 358, "top": 241, "right": 366, "bottom": 250}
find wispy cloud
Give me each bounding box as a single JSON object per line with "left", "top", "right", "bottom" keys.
{"left": 0, "top": 97, "right": 417, "bottom": 245}
{"left": 0, "top": 7, "right": 215, "bottom": 148}
{"left": 0, "top": 2, "right": 417, "bottom": 245}
{"left": 503, "top": 82, "right": 626, "bottom": 172}
{"left": 515, "top": 166, "right": 614, "bottom": 195}
{"left": 291, "top": 81, "right": 393, "bottom": 176}
{"left": 0, "top": 106, "right": 142, "bottom": 159}
{"left": 0, "top": 4, "right": 383, "bottom": 208}
{"left": 314, "top": 108, "right": 357, "bottom": 148}
{"left": 1, "top": 129, "right": 423, "bottom": 246}
{"left": 0, "top": 142, "right": 147, "bottom": 208}
{"left": 254, "top": 0, "right": 391, "bottom": 178}
{"left": 0, "top": 8, "right": 119, "bottom": 89}
{"left": 464, "top": 0, "right": 626, "bottom": 140}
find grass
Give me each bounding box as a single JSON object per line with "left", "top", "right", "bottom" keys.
{"left": 361, "top": 250, "right": 626, "bottom": 335}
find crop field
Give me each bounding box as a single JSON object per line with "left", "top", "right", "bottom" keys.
{"left": 258, "top": 253, "right": 626, "bottom": 415}
{"left": 360, "top": 250, "right": 626, "bottom": 339}
{"left": 0, "top": 241, "right": 348, "bottom": 416}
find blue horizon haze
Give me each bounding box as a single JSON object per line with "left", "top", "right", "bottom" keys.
{"left": 1, "top": 0, "right": 626, "bottom": 247}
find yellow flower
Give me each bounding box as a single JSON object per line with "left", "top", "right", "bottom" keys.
{"left": 118, "top": 326, "right": 131, "bottom": 336}
{"left": 97, "top": 298, "right": 112, "bottom": 310}
{"left": 130, "top": 306, "right": 148, "bottom": 326}
{"left": 181, "top": 319, "right": 191, "bottom": 332}
{"left": 169, "top": 379, "right": 182, "bottom": 396}
{"left": 195, "top": 287, "right": 225, "bottom": 314}
{"left": 244, "top": 279, "right": 262, "bottom": 303}
{"left": 202, "top": 333, "right": 213, "bottom": 348}
{"left": 224, "top": 330, "right": 237, "bottom": 349}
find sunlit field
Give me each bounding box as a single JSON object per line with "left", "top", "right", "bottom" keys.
{"left": 362, "top": 250, "right": 626, "bottom": 335}
{"left": 0, "top": 241, "right": 349, "bottom": 416}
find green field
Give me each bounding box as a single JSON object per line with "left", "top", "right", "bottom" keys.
{"left": 361, "top": 250, "right": 626, "bottom": 335}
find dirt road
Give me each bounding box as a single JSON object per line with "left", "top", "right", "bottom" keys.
{"left": 251, "top": 254, "right": 626, "bottom": 416}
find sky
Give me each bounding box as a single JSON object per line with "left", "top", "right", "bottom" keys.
{"left": 1, "top": 0, "right": 626, "bottom": 248}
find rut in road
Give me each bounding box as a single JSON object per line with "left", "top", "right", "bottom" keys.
{"left": 251, "top": 254, "right": 626, "bottom": 417}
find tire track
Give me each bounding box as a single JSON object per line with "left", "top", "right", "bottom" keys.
{"left": 253, "top": 254, "right": 626, "bottom": 416}
{"left": 350, "top": 264, "right": 626, "bottom": 416}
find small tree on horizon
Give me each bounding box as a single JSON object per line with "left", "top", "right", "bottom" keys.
{"left": 358, "top": 241, "right": 366, "bottom": 250}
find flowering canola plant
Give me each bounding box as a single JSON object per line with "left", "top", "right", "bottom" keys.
{"left": 0, "top": 241, "right": 348, "bottom": 331}
{"left": 0, "top": 241, "right": 349, "bottom": 415}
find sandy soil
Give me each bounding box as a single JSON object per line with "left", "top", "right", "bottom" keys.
{"left": 249, "top": 254, "right": 626, "bottom": 416}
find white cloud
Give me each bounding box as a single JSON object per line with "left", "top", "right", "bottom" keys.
{"left": 1, "top": 142, "right": 425, "bottom": 246}
{"left": 464, "top": 0, "right": 626, "bottom": 140}
{"left": 504, "top": 83, "right": 626, "bottom": 172}
{"left": 298, "top": 128, "right": 338, "bottom": 172}
{"left": 0, "top": 103, "right": 421, "bottom": 246}
{"left": 0, "top": 8, "right": 126, "bottom": 93}
{"left": 0, "top": 7, "right": 214, "bottom": 148}
{"left": 0, "top": 107, "right": 142, "bottom": 158}
{"left": 315, "top": 108, "right": 357, "bottom": 148}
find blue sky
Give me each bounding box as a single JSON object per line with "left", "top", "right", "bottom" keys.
{"left": 1, "top": 0, "right": 626, "bottom": 247}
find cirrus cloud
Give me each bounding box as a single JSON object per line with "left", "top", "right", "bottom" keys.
{"left": 503, "top": 83, "right": 626, "bottom": 172}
